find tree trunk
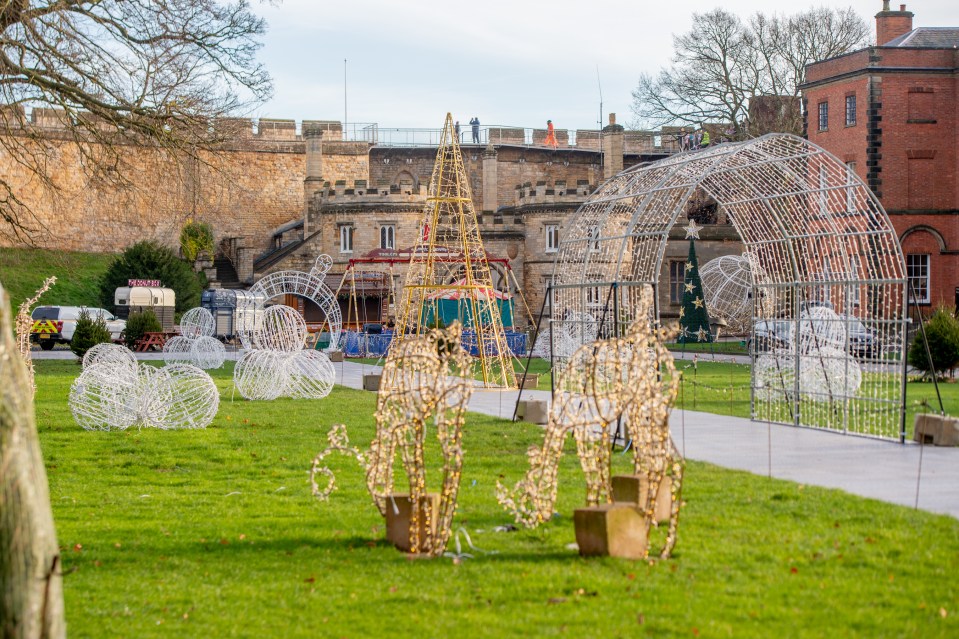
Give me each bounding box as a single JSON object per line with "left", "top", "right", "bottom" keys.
{"left": 0, "top": 284, "right": 65, "bottom": 639}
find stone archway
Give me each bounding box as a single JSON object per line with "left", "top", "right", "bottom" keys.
{"left": 246, "top": 255, "right": 343, "bottom": 349}
{"left": 550, "top": 134, "right": 908, "bottom": 440}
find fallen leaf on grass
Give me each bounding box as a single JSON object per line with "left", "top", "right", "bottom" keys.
{"left": 548, "top": 597, "right": 567, "bottom": 605}
{"left": 790, "top": 567, "right": 798, "bottom": 574}
{"left": 940, "top": 608, "right": 948, "bottom": 619}
{"left": 304, "top": 576, "right": 316, "bottom": 583}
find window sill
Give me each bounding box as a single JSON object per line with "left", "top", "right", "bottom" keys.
{"left": 845, "top": 122, "right": 857, "bottom": 128}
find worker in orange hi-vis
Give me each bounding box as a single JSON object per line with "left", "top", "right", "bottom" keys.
{"left": 544, "top": 119, "right": 558, "bottom": 149}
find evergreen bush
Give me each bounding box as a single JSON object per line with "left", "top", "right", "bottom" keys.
{"left": 908, "top": 307, "right": 959, "bottom": 379}
{"left": 70, "top": 310, "right": 112, "bottom": 358}
{"left": 99, "top": 241, "right": 205, "bottom": 314}
{"left": 124, "top": 309, "right": 162, "bottom": 349}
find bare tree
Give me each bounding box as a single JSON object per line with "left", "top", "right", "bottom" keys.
{"left": 631, "top": 7, "right": 869, "bottom": 137}
{"left": 0, "top": 0, "right": 273, "bottom": 243}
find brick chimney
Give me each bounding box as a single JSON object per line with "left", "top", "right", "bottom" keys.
{"left": 876, "top": 2, "right": 914, "bottom": 46}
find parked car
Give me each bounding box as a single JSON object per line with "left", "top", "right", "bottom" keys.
{"left": 842, "top": 315, "right": 878, "bottom": 359}
{"left": 30, "top": 306, "right": 126, "bottom": 350}
{"left": 749, "top": 315, "right": 877, "bottom": 358}
{"left": 748, "top": 319, "right": 793, "bottom": 353}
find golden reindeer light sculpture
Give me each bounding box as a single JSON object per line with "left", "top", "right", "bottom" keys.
{"left": 497, "top": 289, "right": 684, "bottom": 559}
{"left": 365, "top": 322, "right": 473, "bottom": 557}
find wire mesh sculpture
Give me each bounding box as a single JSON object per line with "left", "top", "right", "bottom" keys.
{"left": 179, "top": 307, "right": 216, "bottom": 340}
{"left": 286, "top": 350, "right": 336, "bottom": 400}
{"left": 245, "top": 255, "right": 342, "bottom": 350}
{"left": 756, "top": 306, "right": 864, "bottom": 412}
{"left": 69, "top": 361, "right": 219, "bottom": 431}
{"left": 699, "top": 253, "right": 772, "bottom": 335}
{"left": 161, "top": 335, "right": 193, "bottom": 363}
{"left": 365, "top": 322, "right": 474, "bottom": 557}
{"left": 392, "top": 114, "right": 517, "bottom": 389}
{"left": 253, "top": 305, "right": 307, "bottom": 353}
{"left": 82, "top": 342, "right": 138, "bottom": 373}
{"left": 190, "top": 336, "right": 227, "bottom": 371}
{"left": 162, "top": 308, "right": 226, "bottom": 369}
{"left": 232, "top": 304, "right": 335, "bottom": 401}
{"left": 548, "top": 133, "right": 908, "bottom": 439}
{"left": 497, "top": 289, "right": 685, "bottom": 559}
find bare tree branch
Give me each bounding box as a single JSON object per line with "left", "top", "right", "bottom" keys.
{"left": 0, "top": 0, "right": 274, "bottom": 243}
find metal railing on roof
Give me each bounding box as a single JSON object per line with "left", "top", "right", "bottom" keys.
{"left": 337, "top": 122, "right": 683, "bottom": 153}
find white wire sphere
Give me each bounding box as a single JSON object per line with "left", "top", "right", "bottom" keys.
{"left": 253, "top": 305, "right": 307, "bottom": 353}
{"left": 700, "top": 255, "right": 755, "bottom": 332}
{"left": 179, "top": 307, "right": 216, "bottom": 339}
{"left": 136, "top": 364, "right": 175, "bottom": 428}
{"left": 81, "top": 343, "right": 138, "bottom": 374}
{"left": 69, "top": 362, "right": 139, "bottom": 431}
{"left": 285, "top": 350, "right": 335, "bottom": 399}
{"left": 798, "top": 347, "right": 863, "bottom": 398}
{"left": 234, "top": 349, "right": 290, "bottom": 400}
{"left": 753, "top": 352, "right": 796, "bottom": 403}
{"left": 798, "top": 307, "right": 847, "bottom": 353}
{"left": 190, "top": 336, "right": 226, "bottom": 369}
{"left": 162, "top": 335, "right": 194, "bottom": 364}
{"left": 158, "top": 363, "right": 220, "bottom": 429}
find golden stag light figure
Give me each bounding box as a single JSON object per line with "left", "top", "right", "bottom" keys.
{"left": 497, "top": 289, "right": 685, "bottom": 559}
{"left": 365, "top": 322, "right": 474, "bottom": 557}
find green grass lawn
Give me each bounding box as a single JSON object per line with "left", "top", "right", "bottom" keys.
{"left": 31, "top": 359, "right": 959, "bottom": 638}
{"left": 0, "top": 247, "right": 115, "bottom": 308}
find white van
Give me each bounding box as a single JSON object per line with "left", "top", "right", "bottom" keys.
{"left": 30, "top": 306, "right": 126, "bottom": 350}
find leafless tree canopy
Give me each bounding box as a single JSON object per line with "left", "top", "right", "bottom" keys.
{"left": 631, "top": 7, "right": 870, "bottom": 137}
{"left": 0, "top": 0, "right": 272, "bottom": 242}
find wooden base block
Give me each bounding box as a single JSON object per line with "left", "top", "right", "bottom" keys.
{"left": 914, "top": 413, "right": 959, "bottom": 446}
{"left": 573, "top": 503, "right": 648, "bottom": 559}
{"left": 518, "top": 373, "right": 540, "bottom": 390}
{"left": 328, "top": 350, "right": 344, "bottom": 363}
{"left": 384, "top": 493, "right": 440, "bottom": 553}
{"left": 516, "top": 399, "right": 548, "bottom": 424}
{"left": 362, "top": 373, "right": 381, "bottom": 392}
{"left": 611, "top": 474, "right": 673, "bottom": 523}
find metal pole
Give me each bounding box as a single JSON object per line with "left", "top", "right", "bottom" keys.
{"left": 344, "top": 58, "right": 348, "bottom": 140}
{"left": 512, "top": 284, "right": 551, "bottom": 422}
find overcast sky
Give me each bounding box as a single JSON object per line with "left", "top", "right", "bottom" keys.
{"left": 252, "top": 1, "right": 955, "bottom": 131}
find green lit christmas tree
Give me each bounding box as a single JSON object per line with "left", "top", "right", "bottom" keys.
{"left": 677, "top": 220, "right": 713, "bottom": 344}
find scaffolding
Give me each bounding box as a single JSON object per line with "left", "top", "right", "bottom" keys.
{"left": 392, "top": 113, "right": 518, "bottom": 388}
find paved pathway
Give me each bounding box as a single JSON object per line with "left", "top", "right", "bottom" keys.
{"left": 34, "top": 348, "right": 958, "bottom": 519}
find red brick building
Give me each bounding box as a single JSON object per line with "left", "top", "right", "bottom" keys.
{"left": 802, "top": 2, "right": 958, "bottom": 310}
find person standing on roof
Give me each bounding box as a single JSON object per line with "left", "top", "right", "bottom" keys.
{"left": 470, "top": 117, "right": 480, "bottom": 143}
{"left": 544, "top": 119, "right": 558, "bottom": 149}
{"left": 455, "top": 120, "right": 461, "bottom": 141}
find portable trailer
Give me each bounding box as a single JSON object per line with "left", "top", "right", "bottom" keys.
{"left": 114, "top": 286, "right": 176, "bottom": 332}
{"left": 201, "top": 288, "right": 265, "bottom": 341}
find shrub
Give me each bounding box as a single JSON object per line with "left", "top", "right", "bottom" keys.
{"left": 123, "top": 309, "right": 162, "bottom": 349}
{"left": 70, "top": 310, "right": 112, "bottom": 358}
{"left": 99, "top": 240, "right": 205, "bottom": 315}
{"left": 180, "top": 221, "right": 215, "bottom": 262}
{"left": 908, "top": 307, "right": 959, "bottom": 378}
